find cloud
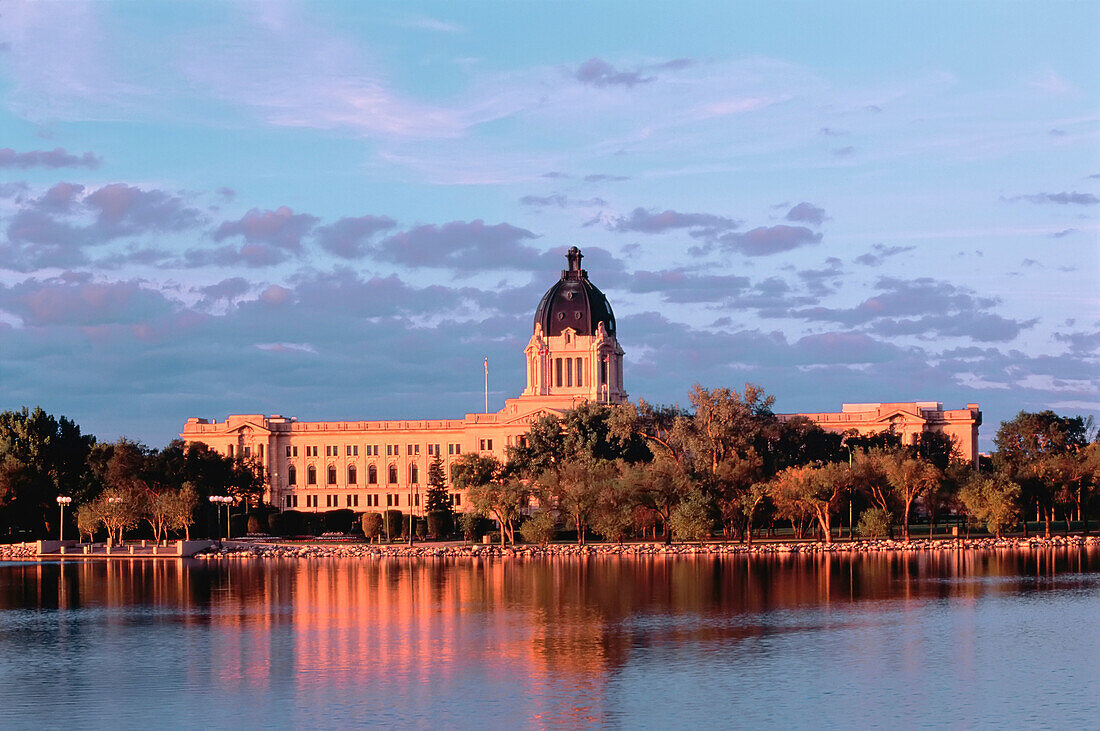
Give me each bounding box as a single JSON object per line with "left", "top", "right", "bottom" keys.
{"left": 612, "top": 207, "right": 739, "bottom": 235}
{"left": 792, "top": 276, "right": 1036, "bottom": 342}
{"left": 819, "top": 127, "right": 846, "bottom": 136}
{"left": 520, "top": 194, "right": 567, "bottom": 208}
{"left": 1051, "top": 228, "right": 1077, "bottom": 238}
{"left": 784, "top": 202, "right": 826, "bottom": 226}
{"left": 373, "top": 219, "right": 540, "bottom": 271}
{"left": 0, "top": 274, "right": 177, "bottom": 328}
{"left": 314, "top": 215, "right": 397, "bottom": 259}
{"left": 255, "top": 342, "right": 318, "bottom": 354}
{"left": 1011, "top": 191, "right": 1099, "bottom": 205}
{"left": 833, "top": 146, "right": 856, "bottom": 157}
{"left": 520, "top": 194, "right": 606, "bottom": 208}
{"left": 0, "top": 147, "right": 101, "bottom": 169}
{"left": 213, "top": 206, "right": 318, "bottom": 251}
{"left": 854, "top": 243, "right": 915, "bottom": 266}
{"left": 573, "top": 56, "right": 693, "bottom": 88}
{"left": 584, "top": 174, "right": 629, "bottom": 183}
{"left": 2, "top": 182, "right": 204, "bottom": 270}
{"left": 1053, "top": 330, "right": 1100, "bottom": 357}
{"left": 715, "top": 225, "right": 822, "bottom": 257}
{"left": 796, "top": 258, "right": 843, "bottom": 297}
{"left": 575, "top": 57, "right": 652, "bottom": 88}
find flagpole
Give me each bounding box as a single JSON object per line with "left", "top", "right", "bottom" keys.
{"left": 484, "top": 357, "right": 489, "bottom": 414}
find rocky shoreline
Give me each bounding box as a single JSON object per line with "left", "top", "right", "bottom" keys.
{"left": 2, "top": 535, "right": 1098, "bottom": 560}
{"left": 201, "top": 534, "right": 1100, "bottom": 559}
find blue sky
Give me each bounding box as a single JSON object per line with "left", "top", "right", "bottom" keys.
{"left": 0, "top": 1, "right": 1096, "bottom": 450}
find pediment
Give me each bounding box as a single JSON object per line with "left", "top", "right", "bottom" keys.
{"left": 502, "top": 407, "right": 566, "bottom": 426}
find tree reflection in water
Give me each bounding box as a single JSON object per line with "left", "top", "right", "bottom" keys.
{"left": 0, "top": 549, "right": 1096, "bottom": 727}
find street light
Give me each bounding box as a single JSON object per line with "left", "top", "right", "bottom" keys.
{"left": 209, "top": 495, "right": 233, "bottom": 540}
{"left": 56, "top": 495, "right": 72, "bottom": 541}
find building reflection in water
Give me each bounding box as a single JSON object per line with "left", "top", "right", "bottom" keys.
{"left": 0, "top": 548, "right": 1096, "bottom": 727}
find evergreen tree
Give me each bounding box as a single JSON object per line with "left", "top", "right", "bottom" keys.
{"left": 425, "top": 455, "right": 453, "bottom": 537}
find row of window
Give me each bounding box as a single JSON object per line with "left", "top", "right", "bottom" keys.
{"left": 285, "top": 493, "right": 462, "bottom": 509}
{"left": 286, "top": 443, "right": 463, "bottom": 459}
{"left": 289, "top": 464, "right": 418, "bottom": 486}
{"left": 227, "top": 444, "right": 264, "bottom": 459}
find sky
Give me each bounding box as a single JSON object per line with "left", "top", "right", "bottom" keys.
{"left": 0, "top": 1, "right": 1097, "bottom": 451}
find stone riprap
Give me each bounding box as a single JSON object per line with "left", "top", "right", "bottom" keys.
{"left": 193, "top": 535, "right": 1100, "bottom": 560}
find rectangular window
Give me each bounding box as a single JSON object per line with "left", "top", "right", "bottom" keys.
{"left": 575, "top": 358, "right": 583, "bottom": 387}
{"left": 454, "top": 493, "right": 461, "bottom": 506}
{"left": 410, "top": 465, "right": 418, "bottom": 484}
{"left": 601, "top": 359, "right": 608, "bottom": 386}
{"left": 455, "top": 444, "right": 461, "bottom": 455}
{"left": 386, "top": 494, "right": 393, "bottom": 507}
{"left": 556, "top": 358, "right": 563, "bottom": 387}
{"left": 479, "top": 439, "right": 493, "bottom": 452}
{"left": 243, "top": 446, "right": 251, "bottom": 457}
{"left": 414, "top": 493, "right": 420, "bottom": 507}
{"left": 228, "top": 445, "right": 234, "bottom": 458}
{"left": 448, "top": 444, "right": 454, "bottom": 455}
{"left": 258, "top": 444, "right": 264, "bottom": 459}
{"left": 567, "top": 358, "right": 573, "bottom": 387}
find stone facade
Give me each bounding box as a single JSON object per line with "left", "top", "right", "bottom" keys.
{"left": 181, "top": 248, "right": 981, "bottom": 514}
{"left": 778, "top": 401, "right": 982, "bottom": 464}
{"left": 181, "top": 247, "right": 627, "bottom": 514}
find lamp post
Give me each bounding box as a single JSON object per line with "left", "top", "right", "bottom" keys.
{"left": 56, "top": 495, "right": 72, "bottom": 541}
{"left": 209, "top": 495, "right": 232, "bottom": 540}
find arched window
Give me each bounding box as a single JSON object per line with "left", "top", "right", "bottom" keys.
{"left": 348, "top": 465, "right": 357, "bottom": 485}
{"left": 410, "top": 465, "right": 419, "bottom": 484}
{"left": 288, "top": 465, "right": 297, "bottom": 486}
{"left": 388, "top": 465, "right": 398, "bottom": 484}
{"left": 368, "top": 465, "right": 378, "bottom": 484}
{"left": 327, "top": 465, "right": 337, "bottom": 485}
{"left": 307, "top": 465, "right": 317, "bottom": 485}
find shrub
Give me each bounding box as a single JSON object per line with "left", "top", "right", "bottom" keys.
{"left": 246, "top": 514, "right": 264, "bottom": 535}
{"left": 383, "top": 510, "right": 404, "bottom": 540}
{"left": 322, "top": 509, "right": 356, "bottom": 534}
{"left": 361, "top": 512, "right": 383, "bottom": 542}
{"left": 279, "top": 510, "right": 306, "bottom": 536}
{"left": 519, "top": 510, "right": 556, "bottom": 546}
{"left": 857, "top": 507, "right": 891, "bottom": 539}
{"left": 670, "top": 490, "right": 713, "bottom": 542}
{"left": 459, "top": 512, "right": 486, "bottom": 542}
{"left": 427, "top": 511, "right": 453, "bottom": 539}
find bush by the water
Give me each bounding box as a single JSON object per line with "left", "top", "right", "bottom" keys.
{"left": 857, "top": 507, "right": 891, "bottom": 539}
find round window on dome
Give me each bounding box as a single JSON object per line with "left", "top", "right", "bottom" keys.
{"left": 574, "top": 311, "right": 582, "bottom": 319}
{"left": 557, "top": 312, "right": 565, "bottom": 320}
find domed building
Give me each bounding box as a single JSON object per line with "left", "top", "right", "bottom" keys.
{"left": 181, "top": 246, "right": 981, "bottom": 515}
{"left": 181, "top": 247, "right": 628, "bottom": 513}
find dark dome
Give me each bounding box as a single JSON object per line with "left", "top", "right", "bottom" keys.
{"left": 533, "top": 247, "right": 616, "bottom": 337}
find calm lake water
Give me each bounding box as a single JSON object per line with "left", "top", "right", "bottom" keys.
{"left": 1, "top": 549, "right": 1098, "bottom": 729}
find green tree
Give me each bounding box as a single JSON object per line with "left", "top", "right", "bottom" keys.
{"left": 519, "top": 510, "right": 557, "bottom": 546}
{"left": 995, "top": 411, "right": 1092, "bottom": 538}
{"left": 740, "top": 481, "right": 770, "bottom": 546}
{"left": 959, "top": 474, "right": 1021, "bottom": 538}
{"left": 879, "top": 451, "right": 942, "bottom": 541}
{"left": 856, "top": 507, "right": 891, "bottom": 539}
{"left": 768, "top": 462, "right": 849, "bottom": 543}
{"left": 425, "top": 455, "right": 453, "bottom": 537}
{"left": 452, "top": 453, "right": 528, "bottom": 546}
{"left": 591, "top": 467, "right": 638, "bottom": 544}
{"left": 540, "top": 457, "right": 618, "bottom": 544}
{"left": 622, "top": 458, "right": 691, "bottom": 545}
{"left": 168, "top": 482, "right": 199, "bottom": 540}
{"left": 669, "top": 489, "right": 713, "bottom": 543}
{"left": 0, "top": 407, "right": 95, "bottom": 536}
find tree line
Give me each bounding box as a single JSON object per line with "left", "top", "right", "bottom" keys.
{"left": 2, "top": 389, "right": 1097, "bottom": 545}
{"left": 448, "top": 386, "right": 1099, "bottom": 546}
{"left": 0, "top": 407, "right": 265, "bottom": 541}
